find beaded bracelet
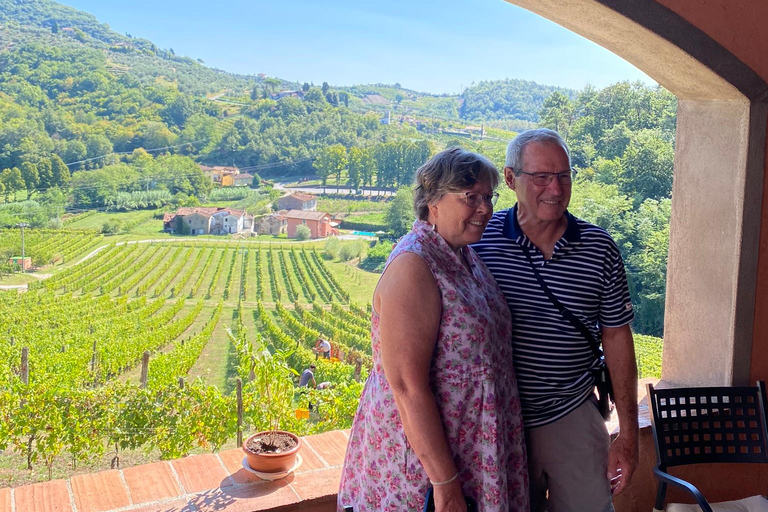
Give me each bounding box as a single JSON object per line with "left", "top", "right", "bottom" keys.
{"left": 430, "top": 472, "right": 459, "bottom": 486}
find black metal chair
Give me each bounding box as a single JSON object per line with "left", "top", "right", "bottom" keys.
{"left": 646, "top": 381, "right": 768, "bottom": 512}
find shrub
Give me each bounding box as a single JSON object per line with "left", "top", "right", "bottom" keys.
{"left": 101, "top": 219, "right": 123, "bottom": 235}
{"left": 324, "top": 237, "right": 341, "bottom": 259}
{"left": 295, "top": 225, "right": 311, "bottom": 241}
{"left": 339, "top": 240, "right": 368, "bottom": 261}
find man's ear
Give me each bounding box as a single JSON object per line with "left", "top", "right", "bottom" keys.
{"left": 504, "top": 167, "right": 516, "bottom": 191}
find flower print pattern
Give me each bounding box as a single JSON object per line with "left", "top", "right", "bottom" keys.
{"left": 338, "top": 220, "right": 528, "bottom": 511}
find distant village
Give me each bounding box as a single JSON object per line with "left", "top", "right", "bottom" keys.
{"left": 164, "top": 164, "right": 339, "bottom": 240}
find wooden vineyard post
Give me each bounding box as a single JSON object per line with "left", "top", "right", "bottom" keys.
{"left": 140, "top": 351, "right": 149, "bottom": 388}
{"left": 178, "top": 377, "right": 185, "bottom": 389}
{"left": 21, "top": 347, "right": 28, "bottom": 385}
{"left": 354, "top": 358, "right": 362, "bottom": 382}
{"left": 91, "top": 339, "right": 97, "bottom": 374}
{"left": 236, "top": 378, "right": 243, "bottom": 447}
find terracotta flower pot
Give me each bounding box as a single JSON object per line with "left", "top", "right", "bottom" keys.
{"left": 242, "top": 430, "right": 302, "bottom": 474}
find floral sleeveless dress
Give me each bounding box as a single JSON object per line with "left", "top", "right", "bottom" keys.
{"left": 338, "top": 220, "right": 528, "bottom": 512}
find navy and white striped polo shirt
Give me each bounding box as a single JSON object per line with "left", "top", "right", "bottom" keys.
{"left": 473, "top": 205, "right": 634, "bottom": 428}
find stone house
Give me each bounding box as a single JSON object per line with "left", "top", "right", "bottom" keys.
{"left": 277, "top": 192, "right": 317, "bottom": 211}
{"left": 258, "top": 213, "right": 287, "bottom": 235}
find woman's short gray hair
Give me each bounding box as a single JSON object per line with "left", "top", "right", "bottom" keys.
{"left": 505, "top": 128, "right": 571, "bottom": 173}
{"left": 413, "top": 147, "right": 499, "bottom": 221}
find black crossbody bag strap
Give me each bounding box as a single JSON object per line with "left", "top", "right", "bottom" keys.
{"left": 520, "top": 245, "right": 603, "bottom": 361}
{"left": 521, "top": 246, "right": 614, "bottom": 420}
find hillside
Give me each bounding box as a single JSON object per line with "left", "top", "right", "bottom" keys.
{"left": 0, "top": 0, "right": 281, "bottom": 96}
{"left": 459, "top": 78, "right": 576, "bottom": 124}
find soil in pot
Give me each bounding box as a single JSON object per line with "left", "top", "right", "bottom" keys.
{"left": 246, "top": 432, "right": 298, "bottom": 454}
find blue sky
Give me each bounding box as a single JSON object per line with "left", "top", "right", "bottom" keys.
{"left": 60, "top": 0, "right": 655, "bottom": 94}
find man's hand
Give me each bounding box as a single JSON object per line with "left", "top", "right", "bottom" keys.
{"left": 607, "top": 433, "right": 638, "bottom": 495}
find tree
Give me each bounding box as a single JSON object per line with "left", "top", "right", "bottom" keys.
{"left": 325, "top": 91, "right": 339, "bottom": 106}
{"left": 386, "top": 186, "right": 414, "bottom": 236}
{"left": 1, "top": 167, "right": 24, "bottom": 201}
{"left": 64, "top": 140, "right": 87, "bottom": 171}
{"left": 626, "top": 198, "right": 671, "bottom": 336}
{"left": 539, "top": 91, "right": 574, "bottom": 140}
{"left": 251, "top": 86, "right": 260, "bottom": 101}
{"left": 36, "top": 159, "right": 53, "bottom": 191}
{"left": 620, "top": 129, "right": 674, "bottom": 202}
{"left": 155, "top": 155, "right": 213, "bottom": 199}
{"left": 161, "top": 95, "right": 198, "bottom": 128}
{"left": 598, "top": 121, "right": 633, "bottom": 160}
{"left": 138, "top": 122, "right": 178, "bottom": 152}
{"left": 85, "top": 135, "right": 113, "bottom": 164}
{"left": 347, "top": 147, "right": 373, "bottom": 192}
{"left": 322, "top": 82, "right": 330, "bottom": 95}
{"left": 314, "top": 144, "right": 347, "bottom": 192}
{"left": 302, "top": 82, "right": 310, "bottom": 93}
{"left": 264, "top": 78, "right": 281, "bottom": 96}
{"left": 20, "top": 162, "right": 39, "bottom": 197}
{"left": 50, "top": 155, "right": 70, "bottom": 188}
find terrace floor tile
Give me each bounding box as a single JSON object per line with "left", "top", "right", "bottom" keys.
{"left": 171, "top": 454, "right": 229, "bottom": 494}
{"left": 70, "top": 470, "right": 130, "bottom": 512}
{"left": 123, "top": 461, "right": 182, "bottom": 504}
{"left": 302, "top": 431, "right": 349, "bottom": 467}
{"left": 14, "top": 480, "right": 72, "bottom": 512}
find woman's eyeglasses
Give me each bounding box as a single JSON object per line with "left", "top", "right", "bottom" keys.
{"left": 448, "top": 191, "right": 499, "bottom": 208}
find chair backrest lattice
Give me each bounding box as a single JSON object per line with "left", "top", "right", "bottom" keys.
{"left": 647, "top": 382, "right": 768, "bottom": 468}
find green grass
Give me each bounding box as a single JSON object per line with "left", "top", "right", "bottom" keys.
{"left": 65, "top": 209, "right": 160, "bottom": 231}
{"left": 187, "top": 307, "right": 237, "bottom": 392}
{"left": 324, "top": 258, "right": 378, "bottom": 306}
{"left": 317, "top": 198, "right": 390, "bottom": 214}
{"left": 0, "top": 272, "right": 40, "bottom": 285}
{"left": 343, "top": 212, "right": 386, "bottom": 225}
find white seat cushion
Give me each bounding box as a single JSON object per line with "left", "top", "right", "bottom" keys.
{"left": 666, "top": 495, "right": 768, "bottom": 512}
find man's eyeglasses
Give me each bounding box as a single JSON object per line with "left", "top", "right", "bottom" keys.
{"left": 448, "top": 191, "right": 499, "bottom": 208}
{"left": 517, "top": 168, "right": 577, "bottom": 186}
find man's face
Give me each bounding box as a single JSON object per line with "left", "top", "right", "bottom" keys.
{"left": 505, "top": 141, "right": 571, "bottom": 224}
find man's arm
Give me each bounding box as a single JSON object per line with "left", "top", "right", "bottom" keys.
{"left": 601, "top": 323, "right": 638, "bottom": 496}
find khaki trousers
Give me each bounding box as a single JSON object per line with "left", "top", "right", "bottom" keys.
{"left": 526, "top": 398, "right": 613, "bottom": 512}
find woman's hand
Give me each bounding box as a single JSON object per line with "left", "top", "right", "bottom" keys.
{"left": 433, "top": 481, "right": 467, "bottom": 512}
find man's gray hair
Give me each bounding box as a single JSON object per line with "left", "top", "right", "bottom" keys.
{"left": 505, "top": 128, "right": 571, "bottom": 173}
{"left": 413, "top": 147, "right": 499, "bottom": 221}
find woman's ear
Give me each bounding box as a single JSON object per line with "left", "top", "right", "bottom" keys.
{"left": 427, "top": 202, "right": 438, "bottom": 220}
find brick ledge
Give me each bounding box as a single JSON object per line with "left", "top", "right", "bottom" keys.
{"left": 0, "top": 429, "right": 350, "bottom": 512}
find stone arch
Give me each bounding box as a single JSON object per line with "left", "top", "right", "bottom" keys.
{"left": 503, "top": 0, "right": 768, "bottom": 385}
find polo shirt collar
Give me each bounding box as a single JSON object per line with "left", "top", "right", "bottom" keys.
{"left": 502, "top": 203, "right": 581, "bottom": 243}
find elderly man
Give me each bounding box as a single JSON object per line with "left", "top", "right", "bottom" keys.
{"left": 474, "top": 128, "right": 638, "bottom": 512}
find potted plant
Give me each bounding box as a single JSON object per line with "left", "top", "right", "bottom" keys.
{"left": 243, "top": 429, "right": 301, "bottom": 474}
{"left": 242, "top": 335, "right": 302, "bottom": 476}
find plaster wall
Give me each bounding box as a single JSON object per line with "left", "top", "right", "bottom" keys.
{"left": 502, "top": 0, "right": 741, "bottom": 100}
{"left": 654, "top": 0, "right": 768, "bottom": 85}
{"left": 751, "top": 116, "right": 768, "bottom": 384}
{"left": 662, "top": 100, "right": 754, "bottom": 385}
{"left": 652, "top": 0, "right": 768, "bottom": 387}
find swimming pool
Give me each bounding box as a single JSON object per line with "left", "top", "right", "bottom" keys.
{"left": 351, "top": 231, "right": 377, "bottom": 237}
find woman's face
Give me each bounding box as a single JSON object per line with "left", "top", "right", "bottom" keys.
{"left": 428, "top": 180, "right": 494, "bottom": 252}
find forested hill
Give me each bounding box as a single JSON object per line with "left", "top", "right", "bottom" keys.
{"left": 459, "top": 79, "right": 576, "bottom": 124}
{"left": 0, "top": 0, "right": 291, "bottom": 96}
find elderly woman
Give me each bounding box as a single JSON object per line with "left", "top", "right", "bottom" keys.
{"left": 338, "top": 148, "right": 528, "bottom": 512}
